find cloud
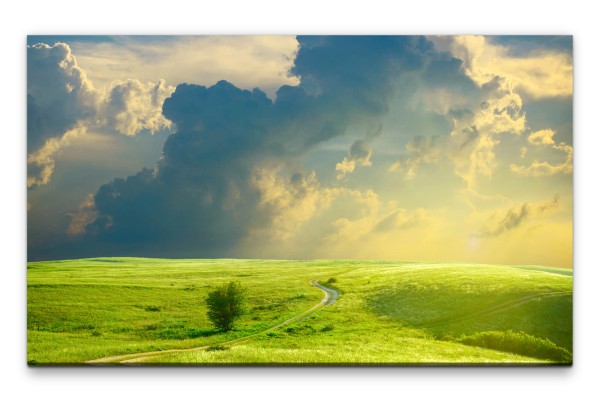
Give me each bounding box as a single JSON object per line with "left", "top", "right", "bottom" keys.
{"left": 388, "top": 135, "right": 444, "bottom": 178}
{"left": 77, "top": 77, "right": 364, "bottom": 255}
{"left": 251, "top": 164, "right": 345, "bottom": 241}
{"left": 27, "top": 43, "right": 96, "bottom": 152}
{"left": 323, "top": 190, "right": 391, "bottom": 243}
{"left": 67, "top": 193, "right": 97, "bottom": 236}
{"left": 435, "top": 76, "right": 527, "bottom": 191}
{"left": 335, "top": 124, "right": 381, "bottom": 180}
{"left": 319, "top": 194, "right": 439, "bottom": 261}
{"left": 510, "top": 141, "right": 573, "bottom": 177}
{"left": 69, "top": 36, "right": 300, "bottom": 99}
{"left": 519, "top": 146, "right": 528, "bottom": 158}
{"left": 413, "top": 65, "right": 528, "bottom": 193}
{"left": 373, "top": 208, "right": 428, "bottom": 232}
{"left": 27, "top": 42, "right": 175, "bottom": 187}
{"left": 100, "top": 79, "right": 173, "bottom": 136}
{"left": 429, "top": 35, "right": 572, "bottom": 100}
{"left": 387, "top": 44, "right": 530, "bottom": 194}
{"left": 527, "top": 129, "right": 556, "bottom": 146}
{"left": 61, "top": 36, "right": 441, "bottom": 258}
{"left": 82, "top": 82, "right": 275, "bottom": 254}
{"left": 477, "top": 195, "right": 560, "bottom": 238}
{"left": 29, "top": 36, "right": 572, "bottom": 265}
{"left": 27, "top": 124, "right": 87, "bottom": 187}
{"left": 336, "top": 139, "right": 373, "bottom": 179}
{"left": 488, "top": 36, "right": 572, "bottom": 56}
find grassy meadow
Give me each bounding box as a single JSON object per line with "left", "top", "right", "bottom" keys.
{"left": 27, "top": 258, "right": 572, "bottom": 365}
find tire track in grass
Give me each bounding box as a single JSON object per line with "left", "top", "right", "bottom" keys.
{"left": 85, "top": 280, "right": 338, "bottom": 365}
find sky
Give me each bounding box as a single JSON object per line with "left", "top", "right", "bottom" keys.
{"left": 26, "top": 35, "right": 573, "bottom": 267}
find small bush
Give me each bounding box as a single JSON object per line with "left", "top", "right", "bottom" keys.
{"left": 144, "top": 305, "right": 161, "bottom": 312}
{"left": 320, "top": 324, "right": 335, "bottom": 332}
{"left": 206, "top": 281, "right": 246, "bottom": 332}
{"left": 327, "top": 278, "right": 337, "bottom": 284}
{"left": 91, "top": 330, "right": 102, "bottom": 337}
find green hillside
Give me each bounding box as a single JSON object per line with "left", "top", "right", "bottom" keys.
{"left": 27, "top": 258, "right": 572, "bottom": 365}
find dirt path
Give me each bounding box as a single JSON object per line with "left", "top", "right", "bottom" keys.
{"left": 85, "top": 280, "right": 339, "bottom": 365}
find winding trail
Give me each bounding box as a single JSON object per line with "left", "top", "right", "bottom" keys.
{"left": 85, "top": 280, "right": 338, "bottom": 365}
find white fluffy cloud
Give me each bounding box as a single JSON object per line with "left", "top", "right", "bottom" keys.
{"left": 429, "top": 35, "right": 572, "bottom": 100}
{"left": 70, "top": 36, "right": 300, "bottom": 99}
{"left": 27, "top": 124, "right": 87, "bottom": 187}
{"left": 510, "top": 142, "right": 573, "bottom": 177}
{"left": 101, "top": 79, "right": 173, "bottom": 136}
{"left": 528, "top": 129, "right": 556, "bottom": 146}
{"left": 27, "top": 42, "right": 175, "bottom": 187}
{"left": 510, "top": 128, "right": 573, "bottom": 177}
{"left": 251, "top": 164, "right": 343, "bottom": 241}
{"left": 407, "top": 36, "right": 572, "bottom": 201}
{"left": 453, "top": 79, "right": 525, "bottom": 187}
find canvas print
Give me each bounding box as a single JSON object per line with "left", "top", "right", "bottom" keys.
{"left": 27, "top": 35, "right": 573, "bottom": 365}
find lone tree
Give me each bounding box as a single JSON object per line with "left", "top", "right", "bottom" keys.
{"left": 205, "top": 281, "right": 247, "bottom": 332}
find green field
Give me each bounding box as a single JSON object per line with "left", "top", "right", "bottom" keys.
{"left": 27, "top": 258, "right": 572, "bottom": 365}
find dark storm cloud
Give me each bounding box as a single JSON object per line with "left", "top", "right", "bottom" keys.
{"left": 292, "top": 36, "right": 429, "bottom": 100}
{"left": 27, "top": 43, "right": 96, "bottom": 152}
{"left": 85, "top": 82, "right": 273, "bottom": 255}
{"left": 32, "top": 36, "right": 476, "bottom": 260}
